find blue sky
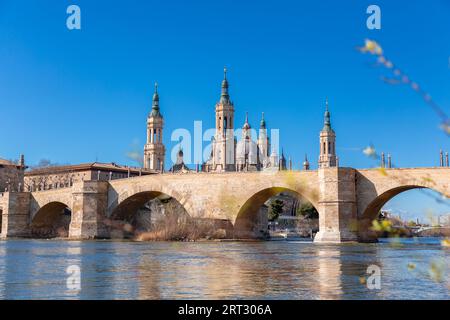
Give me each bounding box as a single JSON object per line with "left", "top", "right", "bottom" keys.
{"left": 0, "top": 0, "right": 449, "bottom": 220}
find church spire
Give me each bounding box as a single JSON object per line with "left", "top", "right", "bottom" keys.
{"left": 303, "top": 154, "right": 310, "bottom": 170}
{"left": 220, "top": 66, "right": 231, "bottom": 104}
{"left": 243, "top": 112, "right": 250, "bottom": 129}
{"left": 151, "top": 82, "right": 162, "bottom": 118}
{"left": 260, "top": 112, "right": 266, "bottom": 129}
{"left": 322, "top": 97, "right": 331, "bottom": 131}
{"left": 153, "top": 82, "right": 159, "bottom": 103}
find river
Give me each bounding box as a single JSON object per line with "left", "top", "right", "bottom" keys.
{"left": 0, "top": 237, "right": 448, "bottom": 299}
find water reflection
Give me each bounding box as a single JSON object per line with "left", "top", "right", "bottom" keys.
{"left": 315, "top": 246, "right": 343, "bottom": 299}
{"left": 0, "top": 238, "right": 448, "bottom": 299}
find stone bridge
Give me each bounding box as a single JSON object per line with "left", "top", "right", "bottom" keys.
{"left": 0, "top": 167, "right": 449, "bottom": 242}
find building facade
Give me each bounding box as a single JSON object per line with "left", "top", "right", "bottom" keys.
{"left": 202, "top": 68, "right": 280, "bottom": 172}
{"left": 24, "top": 162, "right": 152, "bottom": 192}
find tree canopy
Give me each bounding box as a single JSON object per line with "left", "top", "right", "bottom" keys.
{"left": 268, "top": 199, "right": 284, "bottom": 221}
{"left": 296, "top": 202, "right": 319, "bottom": 219}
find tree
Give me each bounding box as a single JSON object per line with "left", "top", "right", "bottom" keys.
{"left": 296, "top": 202, "right": 319, "bottom": 219}
{"left": 268, "top": 199, "right": 284, "bottom": 222}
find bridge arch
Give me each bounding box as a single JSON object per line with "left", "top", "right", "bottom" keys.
{"left": 358, "top": 185, "right": 449, "bottom": 241}
{"left": 234, "top": 186, "right": 320, "bottom": 239}
{"left": 107, "top": 189, "right": 193, "bottom": 239}
{"left": 31, "top": 201, "right": 72, "bottom": 238}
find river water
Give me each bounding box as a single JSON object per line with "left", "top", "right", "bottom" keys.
{"left": 0, "top": 238, "right": 448, "bottom": 299}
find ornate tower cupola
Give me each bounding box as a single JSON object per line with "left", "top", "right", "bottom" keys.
{"left": 212, "top": 67, "right": 235, "bottom": 172}
{"left": 318, "top": 98, "right": 337, "bottom": 168}
{"left": 303, "top": 154, "right": 310, "bottom": 170}
{"left": 150, "top": 83, "right": 161, "bottom": 117}
{"left": 143, "top": 82, "right": 166, "bottom": 172}
{"left": 260, "top": 112, "right": 266, "bottom": 129}
{"left": 215, "top": 67, "right": 234, "bottom": 133}
{"left": 220, "top": 67, "right": 231, "bottom": 105}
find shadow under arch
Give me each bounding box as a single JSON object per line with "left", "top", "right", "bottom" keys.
{"left": 31, "top": 201, "right": 72, "bottom": 238}
{"left": 108, "top": 190, "right": 192, "bottom": 239}
{"left": 110, "top": 191, "right": 172, "bottom": 221}
{"left": 359, "top": 185, "right": 449, "bottom": 241}
{"left": 234, "top": 186, "right": 319, "bottom": 239}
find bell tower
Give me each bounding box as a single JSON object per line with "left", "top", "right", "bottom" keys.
{"left": 212, "top": 67, "right": 235, "bottom": 171}
{"left": 318, "top": 98, "right": 337, "bottom": 168}
{"left": 143, "top": 83, "right": 165, "bottom": 172}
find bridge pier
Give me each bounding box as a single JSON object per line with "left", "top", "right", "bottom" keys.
{"left": 314, "top": 168, "right": 358, "bottom": 243}
{"left": 0, "top": 192, "right": 31, "bottom": 238}
{"left": 69, "top": 181, "right": 109, "bottom": 239}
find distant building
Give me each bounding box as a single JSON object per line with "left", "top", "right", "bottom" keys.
{"left": 204, "top": 68, "right": 278, "bottom": 172}
{"left": 0, "top": 155, "right": 26, "bottom": 192}
{"left": 145, "top": 68, "right": 337, "bottom": 172}
{"left": 24, "top": 162, "right": 154, "bottom": 191}
{"left": 169, "top": 149, "right": 191, "bottom": 173}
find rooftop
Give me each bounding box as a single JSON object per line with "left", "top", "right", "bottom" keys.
{"left": 25, "top": 162, "right": 155, "bottom": 176}
{"left": 0, "top": 158, "right": 21, "bottom": 168}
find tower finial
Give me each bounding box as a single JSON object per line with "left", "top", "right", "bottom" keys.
{"left": 151, "top": 81, "right": 161, "bottom": 117}
{"left": 260, "top": 112, "right": 266, "bottom": 129}
{"left": 303, "top": 153, "right": 310, "bottom": 170}
{"left": 242, "top": 112, "right": 251, "bottom": 130}
{"left": 322, "top": 98, "right": 331, "bottom": 131}
{"left": 152, "top": 82, "right": 159, "bottom": 103}
{"left": 224, "top": 66, "right": 227, "bottom": 80}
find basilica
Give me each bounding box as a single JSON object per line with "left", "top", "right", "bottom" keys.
{"left": 143, "top": 68, "right": 337, "bottom": 173}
